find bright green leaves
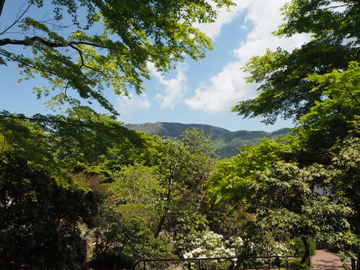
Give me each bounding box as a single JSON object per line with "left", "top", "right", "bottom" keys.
{"left": 275, "top": 0, "right": 360, "bottom": 45}
{"left": 105, "top": 162, "right": 163, "bottom": 204}
{"left": 228, "top": 0, "right": 360, "bottom": 259}
{"left": 290, "top": 62, "right": 360, "bottom": 163}
{"left": 302, "top": 61, "right": 360, "bottom": 127}
{"left": 207, "top": 137, "right": 293, "bottom": 209}
{"left": 328, "top": 137, "right": 360, "bottom": 212}
{"left": 233, "top": 40, "right": 357, "bottom": 124}
{"left": 234, "top": 0, "right": 360, "bottom": 125}
{"left": 0, "top": 111, "right": 62, "bottom": 178}
{"left": 0, "top": 108, "right": 144, "bottom": 181}
{"left": 1, "top": 0, "right": 235, "bottom": 115}
{"left": 241, "top": 48, "right": 287, "bottom": 84}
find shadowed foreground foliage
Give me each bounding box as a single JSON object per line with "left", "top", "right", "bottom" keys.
{"left": 0, "top": 154, "right": 99, "bottom": 270}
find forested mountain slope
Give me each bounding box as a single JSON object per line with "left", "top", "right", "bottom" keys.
{"left": 125, "top": 122, "right": 289, "bottom": 158}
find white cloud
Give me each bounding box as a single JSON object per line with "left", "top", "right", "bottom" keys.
{"left": 185, "top": 0, "right": 311, "bottom": 113}
{"left": 194, "top": 0, "right": 252, "bottom": 40}
{"left": 143, "top": 0, "right": 253, "bottom": 111}
{"left": 117, "top": 93, "right": 150, "bottom": 119}
{"left": 185, "top": 62, "right": 258, "bottom": 113}
{"left": 150, "top": 63, "right": 188, "bottom": 109}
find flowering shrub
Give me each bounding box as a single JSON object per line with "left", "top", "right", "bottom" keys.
{"left": 176, "top": 231, "right": 238, "bottom": 269}
{"left": 176, "top": 230, "right": 290, "bottom": 269}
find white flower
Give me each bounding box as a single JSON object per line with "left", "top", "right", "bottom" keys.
{"left": 184, "top": 252, "right": 192, "bottom": 259}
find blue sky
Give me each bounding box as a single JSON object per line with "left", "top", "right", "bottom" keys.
{"left": 0, "top": 0, "right": 310, "bottom": 132}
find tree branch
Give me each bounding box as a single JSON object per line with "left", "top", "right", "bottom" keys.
{"left": 69, "top": 44, "right": 85, "bottom": 66}
{"left": 69, "top": 43, "right": 115, "bottom": 79}
{"left": 327, "top": 4, "right": 351, "bottom": 10}
{"left": 0, "top": 36, "right": 109, "bottom": 49}
{"left": 1, "top": 37, "right": 115, "bottom": 79}
{"left": 0, "top": 3, "right": 32, "bottom": 35}
{"left": 0, "top": 114, "right": 120, "bottom": 131}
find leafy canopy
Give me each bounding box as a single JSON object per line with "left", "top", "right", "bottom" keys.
{"left": 232, "top": 0, "right": 360, "bottom": 125}
{"left": 0, "top": 0, "right": 235, "bottom": 115}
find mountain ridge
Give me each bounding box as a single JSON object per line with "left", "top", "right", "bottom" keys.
{"left": 125, "top": 122, "right": 290, "bottom": 158}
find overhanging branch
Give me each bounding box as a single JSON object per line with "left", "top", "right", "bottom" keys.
{"left": 1, "top": 36, "right": 115, "bottom": 78}
{"left": 0, "top": 36, "right": 108, "bottom": 49}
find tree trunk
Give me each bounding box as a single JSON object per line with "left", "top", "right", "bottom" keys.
{"left": 0, "top": 0, "right": 5, "bottom": 17}
{"left": 154, "top": 209, "right": 167, "bottom": 238}
{"left": 300, "top": 236, "right": 310, "bottom": 265}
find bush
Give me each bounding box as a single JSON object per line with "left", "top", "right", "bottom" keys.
{"left": 288, "top": 258, "right": 310, "bottom": 270}
{"left": 92, "top": 201, "right": 175, "bottom": 269}
{"left": 0, "top": 155, "right": 99, "bottom": 269}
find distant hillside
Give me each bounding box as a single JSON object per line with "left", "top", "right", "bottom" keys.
{"left": 125, "top": 122, "right": 290, "bottom": 158}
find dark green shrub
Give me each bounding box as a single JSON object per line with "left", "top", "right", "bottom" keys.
{"left": 0, "top": 155, "right": 99, "bottom": 269}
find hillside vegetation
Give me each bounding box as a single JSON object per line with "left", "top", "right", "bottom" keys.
{"left": 125, "top": 122, "right": 289, "bottom": 158}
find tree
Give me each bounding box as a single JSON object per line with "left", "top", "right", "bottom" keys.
{"left": 229, "top": 0, "right": 360, "bottom": 264}
{"left": 1, "top": 0, "right": 235, "bottom": 115}
{"left": 101, "top": 130, "right": 163, "bottom": 172}
{"left": 232, "top": 0, "right": 360, "bottom": 126}
{"left": 233, "top": 42, "right": 357, "bottom": 125}
{"left": 325, "top": 136, "right": 360, "bottom": 261}
{"left": 0, "top": 2, "right": 241, "bottom": 268}
{"left": 153, "top": 127, "right": 216, "bottom": 238}
{"left": 290, "top": 61, "right": 360, "bottom": 165}
{"left": 105, "top": 162, "right": 162, "bottom": 204}
{"left": 207, "top": 144, "right": 353, "bottom": 264}
{"left": 0, "top": 109, "right": 148, "bottom": 180}
{"left": 90, "top": 128, "right": 217, "bottom": 267}
{"left": 275, "top": 0, "right": 360, "bottom": 43}
{"left": 207, "top": 138, "right": 294, "bottom": 208}
{"left": 91, "top": 200, "right": 174, "bottom": 269}
{"left": 0, "top": 154, "right": 100, "bottom": 269}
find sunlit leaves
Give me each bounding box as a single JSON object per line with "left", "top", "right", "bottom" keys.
{"left": 1, "top": 0, "right": 235, "bottom": 115}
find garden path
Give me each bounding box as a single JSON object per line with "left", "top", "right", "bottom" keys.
{"left": 310, "top": 250, "right": 350, "bottom": 270}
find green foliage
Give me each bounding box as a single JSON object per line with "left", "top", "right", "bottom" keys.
{"left": 287, "top": 259, "right": 309, "bottom": 270}
{"left": 233, "top": 41, "right": 357, "bottom": 125}
{"left": 228, "top": 0, "right": 360, "bottom": 261}
{"left": 233, "top": 0, "right": 360, "bottom": 125}
{"left": 0, "top": 154, "right": 99, "bottom": 269}
{"left": 1, "top": 0, "right": 235, "bottom": 115}
{"left": 102, "top": 131, "right": 162, "bottom": 171}
{"left": 288, "top": 238, "right": 316, "bottom": 257}
{"left": 292, "top": 62, "right": 360, "bottom": 162}
{"left": 208, "top": 142, "right": 353, "bottom": 262}
{"left": 0, "top": 111, "right": 74, "bottom": 184}
{"left": 92, "top": 201, "right": 174, "bottom": 269}
{"left": 1, "top": 107, "right": 157, "bottom": 169}
{"left": 105, "top": 162, "right": 162, "bottom": 204}
{"left": 275, "top": 0, "right": 360, "bottom": 44}
{"left": 153, "top": 128, "right": 217, "bottom": 237}
{"left": 207, "top": 137, "right": 293, "bottom": 208}
{"left": 250, "top": 161, "right": 352, "bottom": 243}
